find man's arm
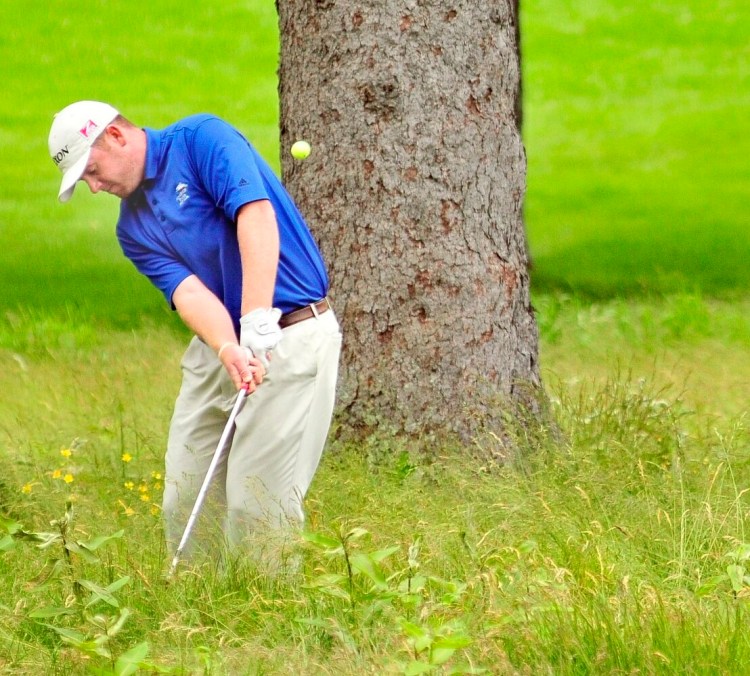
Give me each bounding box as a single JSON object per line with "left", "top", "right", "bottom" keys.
{"left": 172, "top": 275, "right": 263, "bottom": 391}
{"left": 236, "top": 199, "right": 283, "bottom": 366}
{"left": 237, "top": 199, "right": 279, "bottom": 314}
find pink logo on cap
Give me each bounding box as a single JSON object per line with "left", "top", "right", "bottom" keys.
{"left": 79, "top": 120, "right": 99, "bottom": 139}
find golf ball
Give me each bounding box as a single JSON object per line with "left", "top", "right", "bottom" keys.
{"left": 291, "top": 140, "right": 311, "bottom": 160}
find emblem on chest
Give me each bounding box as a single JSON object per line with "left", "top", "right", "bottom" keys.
{"left": 175, "top": 182, "right": 190, "bottom": 207}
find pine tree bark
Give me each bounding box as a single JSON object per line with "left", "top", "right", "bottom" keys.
{"left": 277, "top": 0, "right": 540, "bottom": 443}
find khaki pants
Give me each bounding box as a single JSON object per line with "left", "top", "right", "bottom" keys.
{"left": 162, "top": 309, "right": 341, "bottom": 567}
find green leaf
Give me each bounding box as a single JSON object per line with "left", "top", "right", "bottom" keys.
{"left": 408, "top": 538, "right": 421, "bottom": 569}
{"left": 426, "top": 575, "right": 451, "bottom": 590}
{"left": 430, "top": 636, "right": 472, "bottom": 666}
{"left": 29, "top": 606, "right": 77, "bottom": 619}
{"left": 79, "top": 579, "right": 120, "bottom": 608}
{"left": 430, "top": 646, "right": 457, "bottom": 665}
{"left": 106, "top": 576, "right": 132, "bottom": 594}
{"left": 398, "top": 618, "right": 428, "bottom": 640}
{"left": 43, "top": 624, "right": 87, "bottom": 644}
{"left": 314, "top": 584, "right": 351, "bottom": 601}
{"left": 17, "top": 530, "right": 62, "bottom": 549}
{"left": 433, "top": 635, "right": 473, "bottom": 650}
{"left": 414, "top": 634, "right": 433, "bottom": 653}
{"left": 350, "top": 552, "right": 388, "bottom": 589}
{"left": 404, "top": 660, "right": 435, "bottom": 675}
{"left": 74, "top": 639, "right": 112, "bottom": 659}
{"left": 0, "top": 514, "right": 23, "bottom": 535}
{"left": 65, "top": 541, "right": 100, "bottom": 563}
{"left": 107, "top": 607, "right": 132, "bottom": 637}
{"left": 345, "top": 527, "right": 369, "bottom": 541}
{"left": 79, "top": 530, "right": 125, "bottom": 552}
{"left": 370, "top": 545, "right": 400, "bottom": 563}
{"left": 115, "top": 640, "right": 149, "bottom": 676}
{"left": 0, "top": 534, "right": 16, "bottom": 552}
{"left": 28, "top": 559, "right": 67, "bottom": 588}
{"left": 399, "top": 575, "right": 427, "bottom": 594}
{"left": 302, "top": 531, "right": 343, "bottom": 553}
{"left": 302, "top": 573, "right": 350, "bottom": 600}
{"left": 727, "top": 564, "right": 746, "bottom": 593}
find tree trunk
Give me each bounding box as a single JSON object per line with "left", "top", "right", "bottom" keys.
{"left": 277, "top": 0, "right": 540, "bottom": 443}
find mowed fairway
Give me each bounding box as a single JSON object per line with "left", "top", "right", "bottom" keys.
{"left": 0, "top": 1, "right": 749, "bottom": 673}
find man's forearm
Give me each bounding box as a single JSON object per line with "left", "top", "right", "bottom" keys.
{"left": 237, "top": 200, "right": 280, "bottom": 314}
{"left": 172, "top": 275, "right": 238, "bottom": 352}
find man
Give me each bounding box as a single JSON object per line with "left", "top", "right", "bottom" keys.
{"left": 48, "top": 101, "right": 342, "bottom": 567}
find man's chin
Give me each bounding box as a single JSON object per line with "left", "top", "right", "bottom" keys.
{"left": 109, "top": 186, "right": 135, "bottom": 199}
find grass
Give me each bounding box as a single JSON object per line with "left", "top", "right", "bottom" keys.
{"left": 0, "top": 0, "right": 749, "bottom": 672}
{"left": 1, "top": 300, "right": 748, "bottom": 673}
{"left": 523, "top": 0, "right": 750, "bottom": 297}
{"left": 0, "top": 0, "right": 280, "bottom": 323}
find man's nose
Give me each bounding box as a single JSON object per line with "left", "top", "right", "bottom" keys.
{"left": 83, "top": 176, "right": 102, "bottom": 193}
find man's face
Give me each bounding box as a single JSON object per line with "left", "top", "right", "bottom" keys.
{"left": 80, "top": 131, "right": 142, "bottom": 199}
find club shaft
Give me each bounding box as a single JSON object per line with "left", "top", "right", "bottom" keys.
{"left": 168, "top": 386, "right": 248, "bottom": 576}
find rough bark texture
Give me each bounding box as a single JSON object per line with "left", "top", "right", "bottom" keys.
{"left": 277, "top": 0, "right": 540, "bottom": 442}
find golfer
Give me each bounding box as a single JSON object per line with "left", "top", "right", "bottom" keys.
{"left": 48, "top": 101, "right": 342, "bottom": 568}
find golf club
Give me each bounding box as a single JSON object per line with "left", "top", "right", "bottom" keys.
{"left": 167, "top": 382, "right": 250, "bottom": 578}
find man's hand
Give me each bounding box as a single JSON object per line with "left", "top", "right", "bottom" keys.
{"left": 218, "top": 343, "right": 265, "bottom": 392}
{"left": 239, "top": 307, "right": 283, "bottom": 369}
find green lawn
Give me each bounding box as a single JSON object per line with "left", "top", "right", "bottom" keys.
{"left": 523, "top": 0, "right": 750, "bottom": 297}
{"left": 0, "top": 0, "right": 749, "bottom": 672}
{"left": 0, "top": 0, "right": 280, "bottom": 323}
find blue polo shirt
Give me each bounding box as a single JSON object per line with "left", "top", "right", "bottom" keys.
{"left": 116, "top": 114, "right": 328, "bottom": 330}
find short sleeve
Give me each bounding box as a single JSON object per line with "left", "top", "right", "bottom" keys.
{"left": 188, "top": 117, "right": 270, "bottom": 222}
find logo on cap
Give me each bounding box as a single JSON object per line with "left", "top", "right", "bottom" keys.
{"left": 52, "top": 146, "right": 70, "bottom": 167}
{"left": 79, "top": 120, "right": 99, "bottom": 139}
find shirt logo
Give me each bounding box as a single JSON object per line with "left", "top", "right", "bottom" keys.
{"left": 175, "top": 182, "right": 190, "bottom": 207}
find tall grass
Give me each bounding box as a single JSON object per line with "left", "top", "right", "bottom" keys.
{"left": 1, "top": 320, "right": 748, "bottom": 671}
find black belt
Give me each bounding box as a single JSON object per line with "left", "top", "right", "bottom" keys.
{"left": 279, "top": 298, "right": 330, "bottom": 329}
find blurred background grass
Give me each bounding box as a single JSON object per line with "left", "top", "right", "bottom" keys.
{"left": 523, "top": 0, "right": 750, "bottom": 298}
{"left": 0, "top": 0, "right": 280, "bottom": 326}
{"left": 0, "top": 0, "right": 747, "bottom": 326}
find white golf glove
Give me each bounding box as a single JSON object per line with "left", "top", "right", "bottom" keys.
{"left": 239, "top": 307, "right": 283, "bottom": 368}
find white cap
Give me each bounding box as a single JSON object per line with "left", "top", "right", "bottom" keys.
{"left": 48, "top": 101, "right": 119, "bottom": 202}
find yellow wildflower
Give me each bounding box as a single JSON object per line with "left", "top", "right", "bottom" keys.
{"left": 121, "top": 453, "right": 133, "bottom": 463}
{"left": 124, "top": 481, "right": 135, "bottom": 490}
{"left": 52, "top": 469, "right": 63, "bottom": 479}
{"left": 118, "top": 500, "right": 135, "bottom": 517}
{"left": 153, "top": 482, "right": 163, "bottom": 491}
{"left": 63, "top": 474, "right": 74, "bottom": 484}
{"left": 60, "top": 448, "right": 72, "bottom": 458}
{"left": 140, "top": 493, "right": 150, "bottom": 502}
{"left": 150, "top": 504, "right": 160, "bottom": 516}
{"left": 138, "top": 484, "right": 148, "bottom": 493}
{"left": 151, "top": 471, "right": 162, "bottom": 480}
{"left": 21, "top": 483, "right": 34, "bottom": 494}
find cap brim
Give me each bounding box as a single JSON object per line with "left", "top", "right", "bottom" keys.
{"left": 57, "top": 151, "right": 91, "bottom": 203}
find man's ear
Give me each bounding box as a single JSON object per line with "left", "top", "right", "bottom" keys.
{"left": 104, "top": 124, "right": 127, "bottom": 147}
